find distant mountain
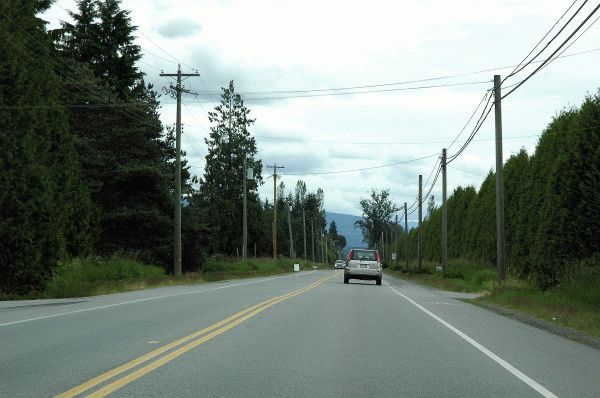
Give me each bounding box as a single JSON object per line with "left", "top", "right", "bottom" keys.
{"left": 325, "top": 212, "right": 363, "bottom": 254}
{"left": 325, "top": 211, "right": 418, "bottom": 254}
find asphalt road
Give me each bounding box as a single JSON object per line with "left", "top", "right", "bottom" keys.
{"left": 1, "top": 270, "right": 599, "bottom": 397}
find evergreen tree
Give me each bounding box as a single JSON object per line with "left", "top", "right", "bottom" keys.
{"left": 54, "top": 0, "right": 181, "bottom": 267}
{"left": 0, "top": 0, "right": 92, "bottom": 293}
{"left": 201, "top": 80, "right": 263, "bottom": 254}
{"left": 328, "top": 220, "right": 347, "bottom": 253}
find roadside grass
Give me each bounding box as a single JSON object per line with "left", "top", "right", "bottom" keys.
{"left": 387, "top": 259, "right": 600, "bottom": 338}
{"left": 386, "top": 259, "right": 496, "bottom": 293}
{"left": 480, "top": 277, "right": 600, "bottom": 337}
{"left": 0, "top": 256, "right": 328, "bottom": 300}
{"left": 200, "top": 257, "right": 327, "bottom": 282}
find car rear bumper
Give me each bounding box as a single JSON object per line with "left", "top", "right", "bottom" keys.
{"left": 345, "top": 268, "right": 381, "bottom": 279}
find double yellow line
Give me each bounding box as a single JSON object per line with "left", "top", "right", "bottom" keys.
{"left": 56, "top": 273, "right": 334, "bottom": 398}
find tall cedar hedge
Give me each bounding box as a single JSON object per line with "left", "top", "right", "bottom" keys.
{"left": 396, "top": 92, "right": 600, "bottom": 287}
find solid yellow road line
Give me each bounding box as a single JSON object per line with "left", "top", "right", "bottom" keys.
{"left": 56, "top": 274, "right": 332, "bottom": 398}
{"left": 86, "top": 276, "right": 331, "bottom": 398}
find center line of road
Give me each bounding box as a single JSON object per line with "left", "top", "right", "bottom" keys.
{"left": 56, "top": 273, "right": 335, "bottom": 398}
{"left": 384, "top": 281, "right": 558, "bottom": 398}
{"left": 0, "top": 271, "right": 316, "bottom": 328}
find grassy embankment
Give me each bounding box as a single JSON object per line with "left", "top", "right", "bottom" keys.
{"left": 387, "top": 260, "right": 600, "bottom": 338}
{"left": 2, "top": 256, "right": 327, "bottom": 300}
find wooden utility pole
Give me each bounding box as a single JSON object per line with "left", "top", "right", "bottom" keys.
{"left": 441, "top": 148, "right": 448, "bottom": 272}
{"left": 302, "top": 208, "right": 307, "bottom": 259}
{"left": 242, "top": 157, "right": 248, "bottom": 260}
{"left": 267, "top": 164, "right": 284, "bottom": 260}
{"left": 404, "top": 202, "right": 408, "bottom": 269}
{"left": 287, "top": 204, "right": 294, "bottom": 258}
{"left": 382, "top": 230, "right": 385, "bottom": 264}
{"left": 160, "top": 65, "right": 199, "bottom": 276}
{"left": 494, "top": 75, "right": 506, "bottom": 283}
{"left": 394, "top": 214, "right": 398, "bottom": 265}
{"left": 311, "top": 218, "right": 315, "bottom": 262}
{"left": 418, "top": 174, "right": 423, "bottom": 272}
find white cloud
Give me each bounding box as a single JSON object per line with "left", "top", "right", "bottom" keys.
{"left": 44, "top": 0, "right": 600, "bottom": 215}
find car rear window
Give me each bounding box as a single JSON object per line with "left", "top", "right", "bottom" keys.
{"left": 350, "top": 250, "right": 376, "bottom": 261}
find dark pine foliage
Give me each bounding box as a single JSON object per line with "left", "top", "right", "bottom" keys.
{"left": 0, "top": 0, "right": 93, "bottom": 293}
{"left": 53, "top": 0, "right": 184, "bottom": 268}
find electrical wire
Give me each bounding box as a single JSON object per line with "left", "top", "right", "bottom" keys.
{"left": 503, "top": 2, "right": 600, "bottom": 99}
{"left": 281, "top": 153, "right": 439, "bottom": 176}
{"left": 449, "top": 165, "right": 488, "bottom": 178}
{"left": 544, "top": 11, "right": 600, "bottom": 70}
{"left": 505, "top": 0, "right": 585, "bottom": 81}
{"left": 238, "top": 80, "right": 490, "bottom": 101}
{"left": 178, "top": 48, "right": 600, "bottom": 97}
{"left": 252, "top": 132, "right": 540, "bottom": 146}
{"left": 447, "top": 90, "right": 492, "bottom": 151}
{"left": 447, "top": 94, "right": 495, "bottom": 163}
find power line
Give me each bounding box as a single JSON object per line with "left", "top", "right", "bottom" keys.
{"left": 444, "top": 3, "right": 600, "bottom": 164}
{"left": 449, "top": 165, "right": 489, "bottom": 178}
{"left": 448, "top": 90, "right": 491, "bottom": 151}
{"left": 253, "top": 132, "right": 541, "bottom": 146}
{"left": 1, "top": 28, "right": 161, "bottom": 132}
{"left": 544, "top": 11, "right": 600, "bottom": 70}
{"left": 183, "top": 80, "right": 493, "bottom": 103}
{"left": 447, "top": 96, "right": 495, "bottom": 163}
{"left": 281, "top": 153, "right": 439, "bottom": 176}
{"left": 180, "top": 47, "right": 600, "bottom": 97}
{"left": 423, "top": 157, "right": 441, "bottom": 189}
{"left": 503, "top": 2, "right": 600, "bottom": 99}
{"left": 235, "top": 80, "right": 491, "bottom": 101}
{"left": 505, "top": 0, "right": 585, "bottom": 81}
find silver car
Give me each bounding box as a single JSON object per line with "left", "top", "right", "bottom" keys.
{"left": 334, "top": 260, "right": 345, "bottom": 269}
{"left": 344, "top": 248, "right": 382, "bottom": 285}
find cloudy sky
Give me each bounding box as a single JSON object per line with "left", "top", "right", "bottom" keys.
{"left": 43, "top": 0, "right": 600, "bottom": 219}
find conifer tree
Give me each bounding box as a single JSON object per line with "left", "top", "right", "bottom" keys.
{"left": 201, "top": 81, "right": 263, "bottom": 254}
{"left": 0, "top": 0, "right": 92, "bottom": 293}
{"left": 55, "top": 0, "right": 181, "bottom": 267}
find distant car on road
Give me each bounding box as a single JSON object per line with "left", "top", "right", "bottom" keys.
{"left": 334, "top": 260, "right": 345, "bottom": 269}
{"left": 344, "top": 249, "right": 382, "bottom": 285}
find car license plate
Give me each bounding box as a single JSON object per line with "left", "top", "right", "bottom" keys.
{"left": 360, "top": 264, "right": 368, "bottom": 268}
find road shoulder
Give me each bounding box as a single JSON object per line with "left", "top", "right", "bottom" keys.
{"left": 384, "top": 271, "right": 600, "bottom": 351}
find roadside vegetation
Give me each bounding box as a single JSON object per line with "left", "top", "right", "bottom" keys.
{"left": 0, "top": 255, "right": 327, "bottom": 300}
{"left": 386, "top": 258, "right": 600, "bottom": 338}
{"left": 0, "top": 1, "right": 345, "bottom": 297}
{"left": 387, "top": 260, "right": 496, "bottom": 293}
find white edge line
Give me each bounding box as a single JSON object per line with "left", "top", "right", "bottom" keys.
{"left": 383, "top": 281, "right": 558, "bottom": 398}
{"left": 0, "top": 271, "right": 318, "bottom": 327}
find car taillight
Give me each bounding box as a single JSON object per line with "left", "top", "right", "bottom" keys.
{"left": 375, "top": 251, "right": 380, "bottom": 264}
{"left": 347, "top": 250, "right": 353, "bottom": 261}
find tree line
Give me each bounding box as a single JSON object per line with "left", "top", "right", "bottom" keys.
{"left": 394, "top": 91, "right": 600, "bottom": 287}
{"left": 0, "top": 0, "right": 341, "bottom": 294}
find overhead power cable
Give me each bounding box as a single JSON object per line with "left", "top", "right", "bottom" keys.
{"left": 505, "top": 0, "right": 586, "bottom": 81}
{"left": 447, "top": 91, "right": 495, "bottom": 163}
{"left": 197, "top": 80, "right": 491, "bottom": 103}
{"left": 503, "top": 2, "right": 600, "bottom": 99}
{"left": 447, "top": 90, "right": 492, "bottom": 151}
{"left": 180, "top": 47, "right": 600, "bottom": 97}
{"left": 252, "top": 132, "right": 540, "bottom": 146}
{"left": 281, "top": 153, "right": 439, "bottom": 176}
{"left": 544, "top": 11, "right": 600, "bottom": 70}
